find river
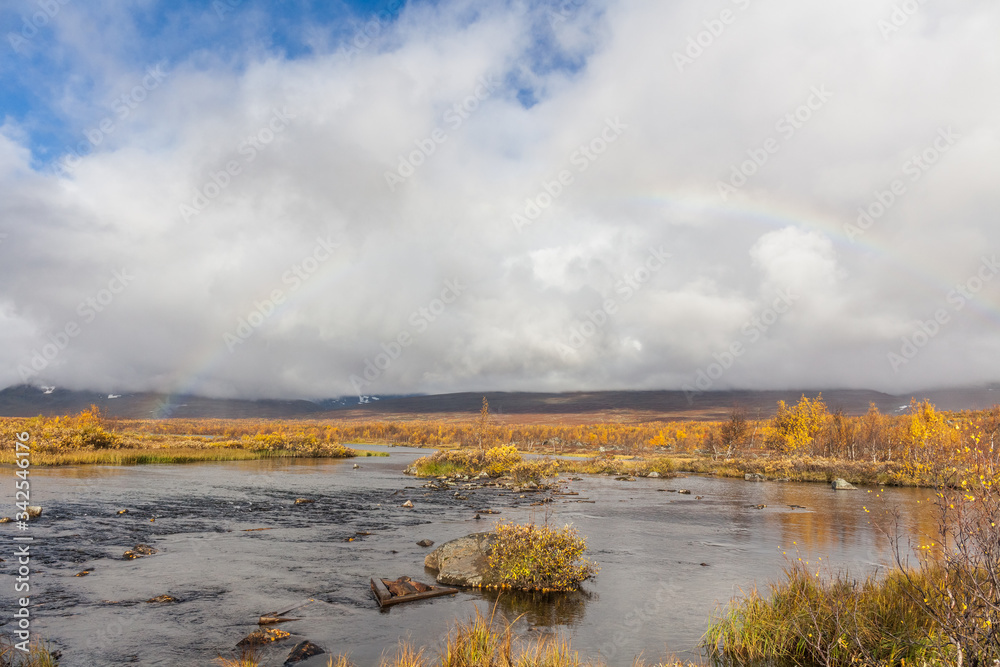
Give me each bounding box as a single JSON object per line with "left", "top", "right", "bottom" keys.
{"left": 0, "top": 446, "right": 936, "bottom": 666}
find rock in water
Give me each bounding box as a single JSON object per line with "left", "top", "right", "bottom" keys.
{"left": 416, "top": 539, "right": 434, "bottom": 547}
{"left": 647, "top": 471, "right": 660, "bottom": 478}
{"left": 401, "top": 500, "right": 414, "bottom": 508}
{"left": 26, "top": 506, "right": 42, "bottom": 519}
{"left": 294, "top": 498, "right": 315, "bottom": 504}
{"left": 284, "top": 641, "right": 325, "bottom": 665}
{"left": 423, "top": 532, "right": 496, "bottom": 587}
{"left": 238, "top": 627, "right": 290, "bottom": 647}
{"left": 831, "top": 478, "right": 857, "bottom": 490}
{"left": 124, "top": 544, "right": 158, "bottom": 559}
{"left": 744, "top": 472, "right": 765, "bottom": 482}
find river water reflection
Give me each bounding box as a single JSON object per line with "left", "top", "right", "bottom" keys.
{"left": 0, "top": 447, "right": 936, "bottom": 666}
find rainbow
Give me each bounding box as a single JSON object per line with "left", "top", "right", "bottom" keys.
{"left": 154, "top": 191, "right": 997, "bottom": 408}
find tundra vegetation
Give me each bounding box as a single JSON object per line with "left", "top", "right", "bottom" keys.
{"left": 6, "top": 395, "right": 999, "bottom": 488}
{"left": 0, "top": 405, "right": 363, "bottom": 465}
{"left": 7, "top": 394, "right": 999, "bottom": 483}
{"left": 485, "top": 521, "right": 598, "bottom": 592}
{"left": 706, "top": 446, "right": 1000, "bottom": 666}
{"left": 216, "top": 609, "right": 700, "bottom": 667}
{"left": 0, "top": 637, "right": 59, "bottom": 667}
{"left": 6, "top": 396, "right": 1000, "bottom": 664}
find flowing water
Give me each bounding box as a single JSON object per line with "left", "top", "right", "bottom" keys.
{"left": 0, "top": 447, "right": 936, "bottom": 666}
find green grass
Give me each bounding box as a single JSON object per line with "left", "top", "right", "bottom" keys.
{"left": 704, "top": 562, "right": 948, "bottom": 666}
{"left": 409, "top": 446, "right": 556, "bottom": 483}
{"left": 414, "top": 459, "right": 467, "bottom": 477}
{"left": 677, "top": 455, "right": 931, "bottom": 487}
{"left": 555, "top": 455, "right": 679, "bottom": 478}
{"left": 0, "top": 444, "right": 374, "bottom": 466}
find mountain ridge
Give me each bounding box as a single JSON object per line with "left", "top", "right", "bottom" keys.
{"left": 1, "top": 384, "right": 997, "bottom": 421}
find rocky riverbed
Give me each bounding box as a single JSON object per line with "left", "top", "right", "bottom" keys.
{"left": 0, "top": 446, "right": 936, "bottom": 666}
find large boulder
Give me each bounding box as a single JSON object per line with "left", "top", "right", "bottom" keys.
{"left": 831, "top": 478, "right": 857, "bottom": 490}
{"left": 424, "top": 532, "right": 496, "bottom": 587}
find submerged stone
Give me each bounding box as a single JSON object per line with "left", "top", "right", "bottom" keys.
{"left": 238, "top": 627, "right": 290, "bottom": 647}
{"left": 283, "top": 640, "right": 325, "bottom": 665}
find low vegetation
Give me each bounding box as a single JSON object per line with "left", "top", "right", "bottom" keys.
{"left": 556, "top": 453, "right": 678, "bottom": 478}
{"left": 0, "top": 406, "right": 366, "bottom": 465}
{"left": 707, "top": 456, "right": 1000, "bottom": 666}
{"left": 217, "top": 609, "right": 702, "bottom": 667}
{"left": 486, "top": 522, "right": 598, "bottom": 592}
{"left": 6, "top": 396, "right": 1000, "bottom": 488}
{"left": 410, "top": 445, "right": 557, "bottom": 484}
{"left": 0, "top": 637, "right": 60, "bottom": 667}
{"left": 705, "top": 563, "right": 943, "bottom": 665}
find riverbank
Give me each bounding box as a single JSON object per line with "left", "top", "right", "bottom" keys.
{"left": 619, "top": 454, "right": 930, "bottom": 487}
{"left": 410, "top": 447, "right": 947, "bottom": 488}
{"left": 0, "top": 443, "right": 378, "bottom": 466}
{"left": 4, "top": 397, "right": 996, "bottom": 486}
{"left": 219, "top": 609, "right": 703, "bottom": 666}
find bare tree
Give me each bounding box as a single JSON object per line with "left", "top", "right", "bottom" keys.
{"left": 474, "top": 396, "right": 494, "bottom": 452}
{"left": 718, "top": 404, "right": 750, "bottom": 459}
{"left": 894, "top": 464, "right": 1000, "bottom": 667}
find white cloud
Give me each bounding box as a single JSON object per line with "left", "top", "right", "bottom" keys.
{"left": 1, "top": 0, "right": 999, "bottom": 398}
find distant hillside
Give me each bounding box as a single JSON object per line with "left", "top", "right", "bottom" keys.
{"left": 315, "top": 388, "right": 999, "bottom": 422}
{"left": 0, "top": 385, "right": 334, "bottom": 419}
{"left": 0, "top": 384, "right": 997, "bottom": 421}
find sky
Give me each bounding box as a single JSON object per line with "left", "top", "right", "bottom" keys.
{"left": 0, "top": 0, "right": 998, "bottom": 401}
